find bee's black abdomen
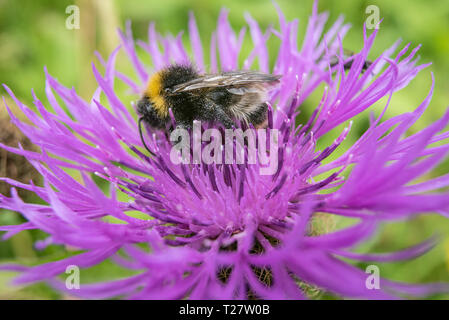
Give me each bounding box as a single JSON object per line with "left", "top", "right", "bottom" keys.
{"left": 207, "top": 88, "right": 240, "bottom": 109}
{"left": 137, "top": 97, "right": 167, "bottom": 129}
{"left": 248, "top": 102, "right": 268, "bottom": 127}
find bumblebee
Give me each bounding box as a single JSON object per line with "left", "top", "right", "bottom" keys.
{"left": 136, "top": 64, "right": 281, "bottom": 153}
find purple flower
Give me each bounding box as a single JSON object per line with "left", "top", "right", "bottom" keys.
{"left": 1, "top": 2, "right": 449, "bottom": 299}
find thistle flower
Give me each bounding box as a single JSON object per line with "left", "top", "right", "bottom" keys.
{"left": 1, "top": 3, "right": 449, "bottom": 299}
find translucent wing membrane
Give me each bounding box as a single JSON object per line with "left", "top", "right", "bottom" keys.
{"left": 170, "top": 71, "right": 281, "bottom": 93}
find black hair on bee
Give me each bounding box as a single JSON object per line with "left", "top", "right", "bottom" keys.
{"left": 329, "top": 49, "right": 373, "bottom": 72}
{"left": 137, "top": 64, "right": 281, "bottom": 155}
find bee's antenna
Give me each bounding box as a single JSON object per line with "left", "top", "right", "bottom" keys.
{"left": 138, "top": 117, "right": 156, "bottom": 157}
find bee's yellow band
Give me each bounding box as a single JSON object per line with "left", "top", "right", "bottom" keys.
{"left": 145, "top": 72, "right": 168, "bottom": 117}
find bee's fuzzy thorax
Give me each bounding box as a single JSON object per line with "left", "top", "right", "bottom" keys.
{"left": 160, "top": 64, "right": 198, "bottom": 88}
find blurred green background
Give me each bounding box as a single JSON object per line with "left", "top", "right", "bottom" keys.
{"left": 0, "top": 0, "right": 449, "bottom": 299}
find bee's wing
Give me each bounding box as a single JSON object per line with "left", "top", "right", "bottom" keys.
{"left": 170, "top": 71, "right": 281, "bottom": 93}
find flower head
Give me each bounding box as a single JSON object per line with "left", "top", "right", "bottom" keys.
{"left": 1, "top": 2, "right": 449, "bottom": 299}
